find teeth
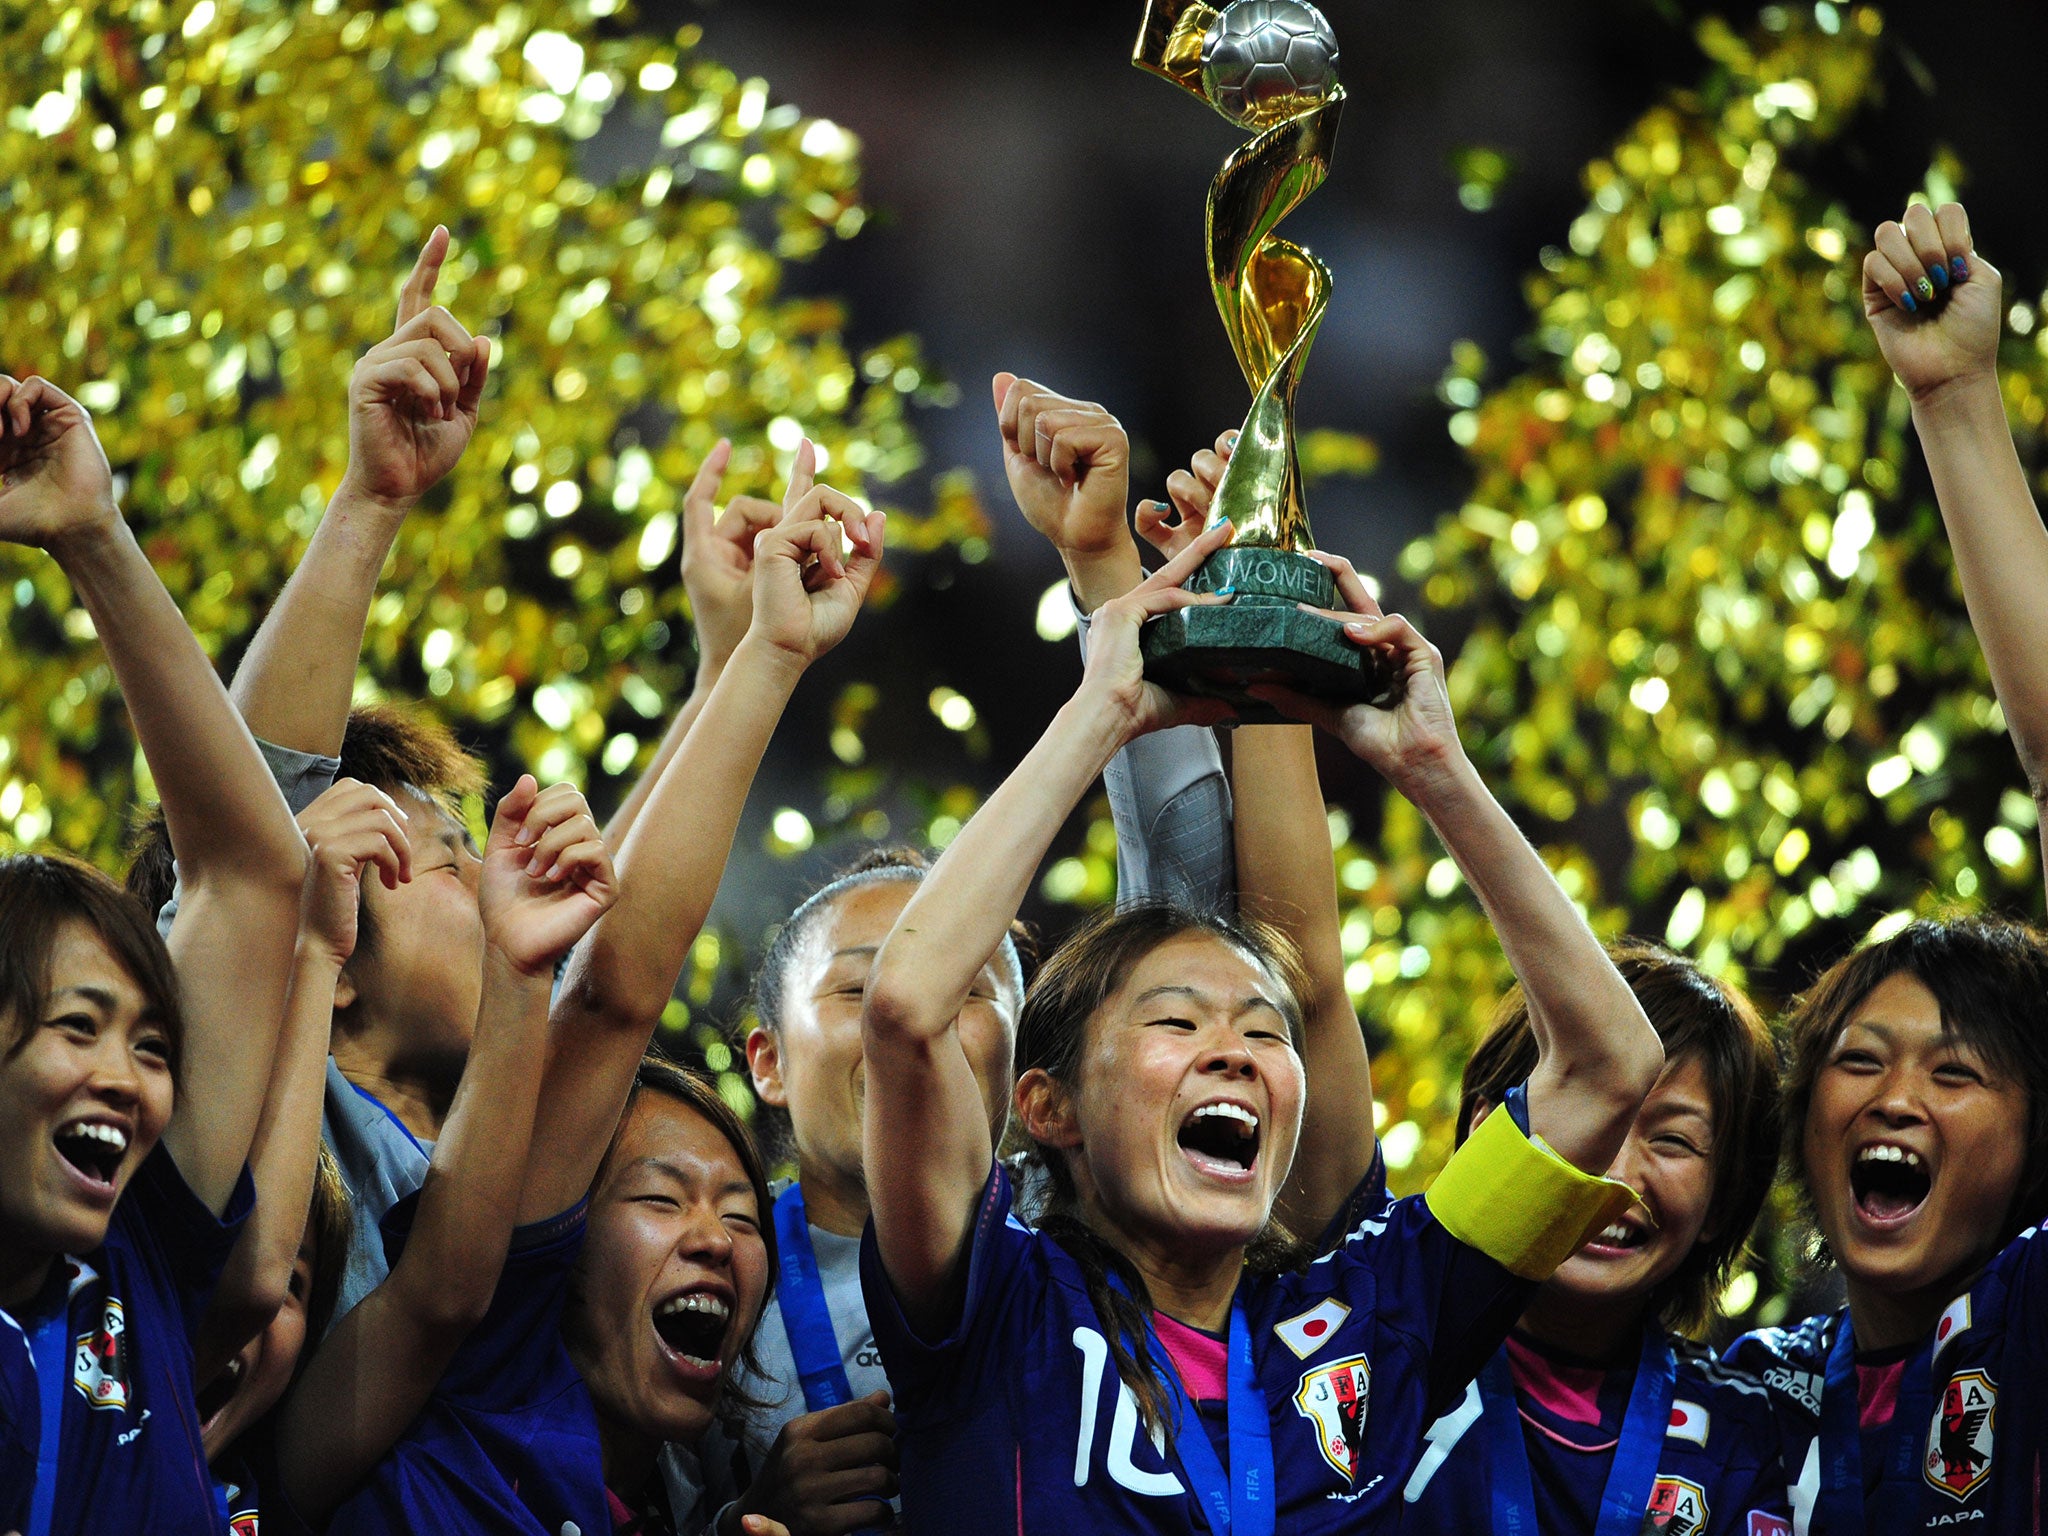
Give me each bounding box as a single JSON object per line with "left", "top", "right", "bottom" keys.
{"left": 1856, "top": 1145, "right": 1922, "bottom": 1167}
{"left": 1192, "top": 1104, "right": 1259, "bottom": 1133}
{"left": 1598, "top": 1224, "right": 1632, "bottom": 1243}
{"left": 58, "top": 1122, "right": 129, "bottom": 1153}
{"left": 656, "top": 1292, "right": 731, "bottom": 1322}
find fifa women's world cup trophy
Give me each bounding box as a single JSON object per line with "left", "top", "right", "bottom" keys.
{"left": 1133, "top": 0, "right": 1402, "bottom": 713}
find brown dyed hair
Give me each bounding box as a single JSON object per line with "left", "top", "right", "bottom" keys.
{"left": 1017, "top": 900, "right": 1311, "bottom": 1438}
{"left": 588, "top": 1053, "right": 781, "bottom": 1427}
{"left": 1, "top": 852, "right": 186, "bottom": 1084}
{"left": 300, "top": 1145, "right": 354, "bottom": 1365}
{"left": 1455, "top": 938, "right": 1780, "bottom": 1337}
{"left": 1782, "top": 915, "right": 2048, "bottom": 1262}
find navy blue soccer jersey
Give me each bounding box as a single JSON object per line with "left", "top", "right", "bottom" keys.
{"left": 861, "top": 1159, "right": 1558, "bottom": 1534}
{"left": 0, "top": 1145, "right": 253, "bottom": 1536}
{"left": 1401, "top": 1325, "right": 1792, "bottom": 1536}
{"left": 325, "top": 1197, "right": 610, "bottom": 1536}
{"left": 1727, "top": 1220, "right": 2048, "bottom": 1535}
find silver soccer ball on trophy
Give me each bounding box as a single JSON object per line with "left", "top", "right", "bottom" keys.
{"left": 1199, "top": 0, "right": 1340, "bottom": 131}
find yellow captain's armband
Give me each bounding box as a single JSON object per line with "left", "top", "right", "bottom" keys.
{"left": 1422, "top": 1103, "right": 1640, "bottom": 1281}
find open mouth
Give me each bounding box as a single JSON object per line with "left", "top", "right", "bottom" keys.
{"left": 1850, "top": 1143, "right": 1931, "bottom": 1226}
{"left": 1176, "top": 1101, "right": 1261, "bottom": 1181}
{"left": 54, "top": 1120, "right": 128, "bottom": 1192}
{"left": 652, "top": 1290, "right": 732, "bottom": 1373}
{"left": 196, "top": 1354, "right": 246, "bottom": 1435}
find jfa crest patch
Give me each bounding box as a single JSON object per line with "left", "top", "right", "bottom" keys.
{"left": 1924, "top": 1369, "right": 1996, "bottom": 1502}
{"left": 1293, "top": 1355, "right": 1369, "bottom": 1483}
{"left": 71, "top": 1297, "right": 131, "bottom": 1412}
{"left": 1640, "top": 1474, "right": 1708, "bottom": 1535}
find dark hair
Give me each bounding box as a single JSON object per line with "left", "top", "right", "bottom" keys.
{"left": 1017, "top": 900, "right": 1311, "bottom": 1438}
{"left": 123, "top": 806, "right": 177, "bottom": 922}
{"left": 1455, "top": 938, "right": 1780, "bottom": 1337}
{"left": 608, "top": 1053, "right": 780, "bottom": 1425}
{"left": 1, "top": 852, "right": 185, "bottom": 1085}
{"left": 300, "top": 1144, "right": 354, "bottom": 1368}
{"left": 1783, "top": 915, "right": 2048, "bottom": 1259}
{"left": 747, "top": 846, "right": 1031, "bottom": 1162}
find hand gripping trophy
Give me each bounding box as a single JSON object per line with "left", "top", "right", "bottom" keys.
{"left": 1133, "top": 0, "right": 1402, "bottom": 711}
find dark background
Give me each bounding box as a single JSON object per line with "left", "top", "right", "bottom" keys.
{"left": 621, "top": 0, "right": 2048, "bottom": 981}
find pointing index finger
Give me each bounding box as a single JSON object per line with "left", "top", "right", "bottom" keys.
{"left": 782, "top": 437, "right": 817, "bottom": 518}
{"left": 396, "top": 225, "right": 450, "bottom": 330}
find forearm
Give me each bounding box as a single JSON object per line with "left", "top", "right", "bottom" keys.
{"left": 1403, "top": 755, "right": 1660, "bottom": 1168}
{"left": 194, "top": 943, "right": 344, "bottom": 1378}
{"left": 871, "top": 694, "right": 1125, "bottom": 1035}
{"left": 602, "top": 672, "right": 714, "bottom": 848}
{"left": 561, "top": 639, "right": 800, "bottom": 1030}
{"left": 1912, "top": 374, "right": 2048, "bottom": 792}
{"left": 231, "top": 487, "right": 409, "bottom": 756}
{"left": 52, "top": 519, "right": 306, "bottom": 884}
{"left": 1064, "top": 544, "right": 1146, "bottom": 617}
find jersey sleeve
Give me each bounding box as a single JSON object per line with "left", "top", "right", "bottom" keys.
{"left": 116, "top": 1143, "right": 257, "bottom": 1341}
{"left": 377, "top": 1195, "right": 588, "bottom": 1401}
{"left": 1311, "top": 1140, "right": 1389, "bottom": 1256}
{"left": 155, "top": 737, "right": 342, "bottom": 937}
{"left": 1075, "top": 600, "right": 1236, "bottom": 914}
{"left": 858, "top": 1163, "right": 1041, "bottom": 1424}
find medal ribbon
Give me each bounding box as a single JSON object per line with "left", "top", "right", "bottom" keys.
{"left": 1480, "top": 1324, "right": 1675, "bottom": 1536}
{"left": 1132, "top": 1293, "right": 1275, "bottom": 1536}
{"left": 771, "top": 1184, "right": 854, "bottom": 1411}
{"left": 26, "top": 1294, "right": 69, "bottom": 1536}
{"left": 1816, "top": 1313, "right": 1936, "bottom": 1536}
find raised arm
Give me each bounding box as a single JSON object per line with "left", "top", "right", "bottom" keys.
{"left": 863, "top": 525, "right": 1234, "bottom": 1331}
{"left": 528, "top": 446, "right": 886, "bottom": 1220}
{"left": 1255, "top": 567, "right": 1662, "bottom": 1176}
{"left": 0, "top": 376, "right": 308, "bottom": 1215}
{"left": 277, "top": 776, "right": 614, "bottom": 1526}
{"left": 231, "top": 227, "right": 490, "bottom": 755}
{"left": 604, "top": 439, "right": 783, "bottom": 848}
{"left": 195, "top": 779, "right": 413, "bottom": 1378}
{"left": 1861, "top": 203, "right": 2048, "bottom": 885}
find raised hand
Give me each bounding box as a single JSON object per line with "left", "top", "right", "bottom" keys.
{"left": 678, "top": 438, "right": 786, "bottom": 680}
{"left": 727, "top": 1391, "right": 899, "bottom": 1536}
{"left": 1138, "top": 427, "right": 1238, "bottom": 562}
{"left": 994, "top": 373, "right": 1143, "bottom": 613}
{"left": 745, "top": 439, "right": 886, "bottom": 666}
{"left": 296, "top": 779, "right": 413, "bottom": 968}
{"left": 1250, "top": 553, "right": 1465, "bottom": 795}
{"left": 1864, "top": 201, "right": 2002, "bottom": 403}
{"left": 479, "top": 775, "right": 616, "bottom": 977}
{"left": 0, "top": 375, "right": 118, "bottom": 550}
{"left": 336, "top": 225, "right": 493, "bottom": 512}
{"left": 1076, "top": 519, "right": 1238, "bottom": 740}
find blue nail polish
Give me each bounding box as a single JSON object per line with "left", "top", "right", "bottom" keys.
{"left": 1953, "top": 255, "right": 1969, "bottom": 282}
{"left": 1900, "top": 290, "right": 1917, "bottom": 314}
{"left": 1931, "top": 261, "right": 1949, "bottom": 291}
{"left": 1217, "top": 585, "right": 1237, "bottom": 597}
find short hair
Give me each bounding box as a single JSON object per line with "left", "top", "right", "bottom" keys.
{"left": 1782, "top": 915, "right": 2048, "bottom": 1255}
{"left": 1, "top": 852, "right": 185, "bottom": 1085}
{"left": 122, "top": 806, "right": 177, "bottom": 922}
{"left": 1455, "top": 938, "right": 1780, "bottom": 1337}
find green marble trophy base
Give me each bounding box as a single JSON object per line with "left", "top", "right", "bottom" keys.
{"left": 1140, "top": 546, "right": 1403, "bottom": 724}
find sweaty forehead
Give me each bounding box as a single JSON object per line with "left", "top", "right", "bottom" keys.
{"left": 1116, "top": 931, "right": 1278, "bottom": 1010}
{"left": 610, "top": 1091, "right": 752, "bottom": 1194}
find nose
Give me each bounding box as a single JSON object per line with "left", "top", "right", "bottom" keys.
{"left": 675, "top": 1201, "right": 735, "bottom": 1267}
{"left": 87, "top": 1033, "right": 144, "bottom": 1107}
{"left": 1198, "top": 1025, "right": 1257, "bottom": 1079}
{"left": 1868, "top": 1064, "right": 1930, "bottom": 1127}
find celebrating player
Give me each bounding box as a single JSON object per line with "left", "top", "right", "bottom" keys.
{"left": 0, "top": 375, "right": 310, "bottom": 1534}
{"left": 1727, "top": 204, "right": 2048, "bottom": 1534}
{"left": 858, "top": 521, "right": 1665, "bottom": 1531}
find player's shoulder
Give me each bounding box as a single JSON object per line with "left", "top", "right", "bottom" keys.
{"left": 1722, "top": 1310, "right": 1834, "bottom": 1421}
{"left": 1670, "top": 1335, "right": 1780, "bottom": 1433}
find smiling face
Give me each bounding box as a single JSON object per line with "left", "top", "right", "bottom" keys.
{"left": 1036, "top": 932, "right": 1305, "bottom": 1262}
{"left": 565, "top": 1091, "right": 771, "bottom": 1452}
{"left": 342, "top": 790, "right": 485, "bottom": 1065}
{"left": 0, "top": 920, "right": 175, "bottom": 1307}
{"left": 200, "top": 1228, "right": 317, "bottom": 1462}
{"left": 1546, "top": 1053, "right": 1719, "bottom": 1306}
{"left": 1803, "top": 971, "right": 2029, "bottom": 1305}
{"left": 748, "top": 879, "right": 1017, "bottom": 1206}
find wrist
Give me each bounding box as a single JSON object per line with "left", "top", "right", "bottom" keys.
{"left": 330, "top": 475, "right": 418, "bottom": 522}
{"left": 1057, "top": 684, "right": 1138, "bottom": 767}
{"left": 1387, "top": 741, "right": 1482, "bottom": 814}
{"left": 1063, "top": 541, "right": 1146, "bottom": 616}
{"left": 728, "top": 633, "right": 812, "bottom": 690}
{"left": 44, "top": 506, "right": 131, "bottom": 568}
{"left": 1908, "top": 369, "right": 2005, "bottom": 427}
{"left": 482, "top": 937, "right": 564, "bottom": 988}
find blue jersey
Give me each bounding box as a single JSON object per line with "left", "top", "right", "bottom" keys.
{"left": 0, "top": 1146, "right": 253, "bottom": 1536}
{"left": 861, "top": 1161, "right": 1540, "bottom": 1534}
{"left": 1402, "top": 1324, "right": 1792, "bottom": 1536}
{"left": 1727, "top": 1221, "right": 2048, "bottom": 1535}
{"left": 326, "top": 1198, "right": 609, "bottom": 1536}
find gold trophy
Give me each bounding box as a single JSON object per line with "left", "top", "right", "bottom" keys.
{"left": 1133, "top": 0, "right": 1401, "bottom": 711}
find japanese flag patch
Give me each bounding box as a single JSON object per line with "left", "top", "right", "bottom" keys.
{"left": 1274, "top": 1298, "right": 1350, "bottom": 1360}
{"left": 1666, "top": 1398, "right": 1709, "bottom": 1446}
{"left": 1931, "top": 1294, "right": 1973, "bottom": 1366}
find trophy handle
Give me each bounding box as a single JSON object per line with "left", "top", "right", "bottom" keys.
{"left": 1132, "top": 0, "right": 1225, "bottom": 101}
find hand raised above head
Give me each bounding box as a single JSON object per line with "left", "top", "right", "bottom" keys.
{"left": 743, "top": 438, "right": 886, "bottom": 668}
{"left": 0, "top": 375, "right": 120, "bottom": 553}
{"left": 677, "top": 438, "right": 785, "bottom": 680}
{"left": 296, "top": 778, "right": 414, "bottom": 968}
{"left": 1077, "top": 518, "right": 1238, "bottom": 741}
{"left": 338, "top": 225, "right": 493, "bottom": 513}
{"left": 479, "top": 775, "right": 616, "bottom": 977}
{"left": 1864, "top": 201, "right": 2002, "bottom": 403}
{"left": 1139, "top": 426, "right": 1239, "bottom": 562}
{"left": 992, "top": 372, "right": 1132, "bottom": 559}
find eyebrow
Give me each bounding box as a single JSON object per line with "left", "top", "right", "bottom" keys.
{"left": 827, "top": 946, "right": 879, "bottom": 963}
{"left": 626, "top": 1157, "right": 756, "bottom": 1201}
{"left": 49, "top": 985, "right": 121, "bottom": 1012}
{"left": 1131, "top": 985, "right": 1284, "bottom": 1020}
